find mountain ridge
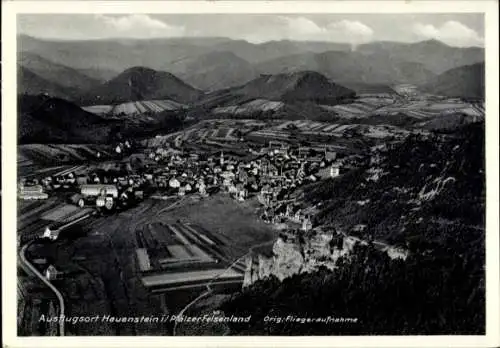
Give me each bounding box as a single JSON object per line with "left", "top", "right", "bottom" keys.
{"left": 420, "top": 62, "right": 485, "bottom": 99}
{"left": 80, "top": 66, "right": 204, "bottom": 105}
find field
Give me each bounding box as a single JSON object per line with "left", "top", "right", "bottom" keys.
{"left": 18, "top": 144, "right": 113, "bottom": 172}
{"left": 141, "top": 119, "right": 270, "bottom": 148}
{"left": 373, "top": 99, "right": 484, "bottom": 120}
{"left": 18, "top": 198, "right": 67, "bottom": 243}
{"left": 213, "top": 99, "right": 284, "bottom": 115}
{"left": 323, "top": 95, "right": 396, "bottom": 119}
{"left": 19, "top": 193, "right": 274, "bottom": 335}
{"left": 164, "top": 195, "right": 277, "bottom": 258}
{"left": 82, "top": 99, "right": 185, "bottom": 116}
{"left": 251, "top": 120, "right": 409, "bottom": 142}
{"left": 318, "top": 85, "right": 485, "bottom": 123}
{"left": 17, "top": 195, "right": 97, "bottom": 244}
{"left": 132, "top": 195, "right": 273, "bottom": 291}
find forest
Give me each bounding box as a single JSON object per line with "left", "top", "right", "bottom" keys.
{"left": 219, "top": 121, "right": 485, "bottom": 335}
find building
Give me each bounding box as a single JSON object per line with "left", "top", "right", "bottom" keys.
{"left": 19, "top": 185, "right": 48, "bottom": 200}
{"left": 81, "top": 184, "right": 119, "bottom": 198}
{"left": 19, "top": 191, "right": 48, "bottom": 200}
{"left": 301, "top": 216, "right": 313, "bottom": 232}
{"left": 45, "top": 265, "right": 62, "bottom": 281}
{"left": 169, "top": 178, "right": 180, "bottom": 188}
{"left": 330, "top": 165, "right": 340, "bottom": 177}
{"left": 19, "top": 185, "right": 44, "bottom": 193}
{"left": 316, "top": 164, "right": 341, "bottom": 179}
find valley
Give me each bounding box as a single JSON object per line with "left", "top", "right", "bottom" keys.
{"left": 14, "top": 32, "right": 486, "bottom": 337}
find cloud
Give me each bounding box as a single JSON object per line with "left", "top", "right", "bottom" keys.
{"left": 413, "top": 21, "right": 484, "bottom": 47}
{"left": 95, "top": 14, "right": 185, "bottom": 38}
{"left": 281, "top": 16, "right": 324, "bottom": 36}
{"left": 273, "top": 16, "right": 374, "bottom": 45}
{"left": 325, "top": 20, "right": 374, "bottom": 43}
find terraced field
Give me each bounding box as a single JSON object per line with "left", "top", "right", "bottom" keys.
{"left": 82, "top": 99, "right": 185, "bottom": 116}
{"left": 320, "top": 86, "right": 484, "bottom": 122}
{"left": 373, "top": 99, "right": 484, "bottom": 120}
{"left": 256, "top": 120, "right": 409, "bottom": 140}
{"left": 213, "top": 99, "right": 284, "bottom": 115}
{"left": 141, "top": 119, "right": 269, "bottom": 147}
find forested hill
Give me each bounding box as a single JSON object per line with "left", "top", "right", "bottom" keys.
{"left": 219, "top": 121, "right": 485, "bottom": 335}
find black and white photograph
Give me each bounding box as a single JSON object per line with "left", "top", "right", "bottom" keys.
{"left": 2, "top": 1, "right": 499, "bottom": 347}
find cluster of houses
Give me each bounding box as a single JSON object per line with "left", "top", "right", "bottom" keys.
{"left": 143, "top": 142, "right": 345, "bottom": 204}
{"left": 19, "top": 140, "right": 355, "bottom": 221}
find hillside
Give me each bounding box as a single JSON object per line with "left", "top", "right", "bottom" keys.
{"left": 18, "top": 95, "right": 113, "bottom": 143}
{"left": 218, "top": 122, "right": 485, "bottom": 335}
{"left": 240, "top": 71, "right": 355, "bottom": 103}
{"left": 19, "top": 52, "right": 100, "bottom": 91}
{"left": 358, "top": 39, "right": 484, "bottom": 74}
{"left": 168, "top": 51, "right": 258, "bottom": 91}
{"left": 81, "top": 67, "right": 204, "bottom": 105}
{"left": 18, "top": 67, "right": 79, "bottom": 101}
{"left": 200, "top": 71, "right": 355, "bottom": 109}
{"left": 420, "top": 62, "right": 485, "bottom": 99}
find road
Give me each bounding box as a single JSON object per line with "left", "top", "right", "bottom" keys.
{"left": 19, "top": 241, "right": 66, "bottom": 336}
{"left": 18, "top": 211, "right": 95, "bottom": 336}
{"left": 172, "top": 238, "right": 275, "bottom": 336}
{"left": 155, "top": 195, "right": 187, "bottom": 216}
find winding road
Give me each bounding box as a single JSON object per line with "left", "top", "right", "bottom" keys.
{"left": 18, "top": 211, "right": 96, "bottom": 336}
{"left": 19, "top": 241, "right": 66, "bottom": 336}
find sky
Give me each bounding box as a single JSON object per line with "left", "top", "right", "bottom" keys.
{"left": 17, "top": 13, "right": 485, "bottom": 47}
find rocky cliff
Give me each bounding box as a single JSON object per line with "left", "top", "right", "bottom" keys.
{"left": 244, "top": 230, "right": 409, "bottom": 287}
{"left": 243, "top": 232, "right": 356, "bottom": 286}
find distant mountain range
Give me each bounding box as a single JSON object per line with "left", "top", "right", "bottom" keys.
{"left": 357, "top": 39, "right": 484, "bottom": 74}
{"left": 16, "top": 35, "right": 485, "bottom": 143}
{"left": 253, "top": 50, "right": 437, "bottom": 86}
{"left": 168, "top": 51, "right": 257, "bottom": 91}
{"left": 18, "top": 35, "right": 484, "bottom": 92}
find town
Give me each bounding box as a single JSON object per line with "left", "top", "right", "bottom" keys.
{"left": 19, "top": 138, "right": 366, "bottom": 237}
